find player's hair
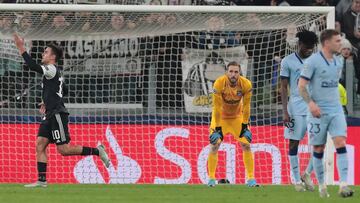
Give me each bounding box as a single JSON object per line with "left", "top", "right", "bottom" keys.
{"left": 226, "top": 61, "right": 241, "bottom": 70}
{"left": 47, "top": 43, "right": 63, "bottom": 63}
{"left": 320, "top": 29, "right": 340, "bottom": 45}
{"left": 296, "top": 30, "right": 318, "bottom": 46}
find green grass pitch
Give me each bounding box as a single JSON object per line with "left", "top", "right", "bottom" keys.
{"left": 0, "top": 184, "right": 359, "bottom": 203}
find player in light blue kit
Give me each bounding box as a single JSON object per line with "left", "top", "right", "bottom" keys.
{"left": 298, "top": 29, "right": 354, "bottom": 198}
{"left": 280, "top": 30, "right": 318, "bottom": 192}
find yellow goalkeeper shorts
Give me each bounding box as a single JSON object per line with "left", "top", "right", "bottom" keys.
{"left": 210, "top": 117, "right": 249, "bottom": 145}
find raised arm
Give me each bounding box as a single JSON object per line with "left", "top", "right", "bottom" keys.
{"left": 13, "top": 33, "right": 43, "bottom": 74}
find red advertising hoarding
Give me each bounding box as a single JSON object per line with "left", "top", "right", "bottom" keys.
{"left": 0, "top": 124, "right": 359, "bottom": 185}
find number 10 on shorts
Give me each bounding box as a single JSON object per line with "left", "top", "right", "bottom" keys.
{"left": 52, "top": 130, "right": 61, "bottom": 141}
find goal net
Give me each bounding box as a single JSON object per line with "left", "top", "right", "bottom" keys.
{"left": 0, "top": 4, "right": 334, "bottom": 184}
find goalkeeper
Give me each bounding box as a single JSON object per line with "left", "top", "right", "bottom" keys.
{"left": 207, "top": 61, "right": 258, "bottom": 187}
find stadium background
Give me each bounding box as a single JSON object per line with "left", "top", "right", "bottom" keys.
{"left": 1, "top": 0, "right": 360, "bottom": 186}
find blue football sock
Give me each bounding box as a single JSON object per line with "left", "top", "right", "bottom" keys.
{"left": 289, "top": 155, "right": 301, "bottom": 183}
{"left": 313, "top": 152, "right": 325, "bottom": 185}
{"left": 336, "top": 147, "right": 348, "bottom": 183}
{"left": 305, "top": 156, "right": 313, "bottom": 175}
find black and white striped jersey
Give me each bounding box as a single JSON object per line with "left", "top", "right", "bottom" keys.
{"left": 41, "top": 64, "right": 68, "bottom": 119}
{"left": 22, "top": 52, "right": 68, "bottom": 119}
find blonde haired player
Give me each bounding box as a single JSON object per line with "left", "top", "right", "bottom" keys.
{"left": 207, "top": 61, "right": 258, "bottom": 187}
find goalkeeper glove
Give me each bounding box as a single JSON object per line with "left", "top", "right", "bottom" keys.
{"left": 209, "top": 126, "right": 223, "bottom": 145}
{"left": 240, "top": 123, "right": 252, "bottom": 143}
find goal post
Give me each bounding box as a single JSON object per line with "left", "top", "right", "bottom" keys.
{"left": 0, "top": 4, "right": 339, "bottom": 185}
{"left": 0, "top": 4, "right": 335, "bottom": 40}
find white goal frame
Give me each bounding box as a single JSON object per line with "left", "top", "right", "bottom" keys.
{"left": 0, "top": 4, "right": 336, "bottom": 184}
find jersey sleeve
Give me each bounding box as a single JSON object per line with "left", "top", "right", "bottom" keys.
{"left": 21, "top": 52, "right": 44, "bottom": 74}
{"left": 241, "top": 78, "right": 252, "bottom": 124}
{"left": 300, "top": 59, "right": 315, "bottom": 81}
{"left": 211, "top": 78, "right": 223, "bottom": 128}
{"left": 41, "top": 64, "right": 57, "bottom": 80}
{"left": 280, "top": 58, "right": 290, "bottom": 79}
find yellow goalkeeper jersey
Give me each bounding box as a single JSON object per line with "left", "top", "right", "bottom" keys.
{"left": 211, "top": 75, "right": 252, "bottom": 126}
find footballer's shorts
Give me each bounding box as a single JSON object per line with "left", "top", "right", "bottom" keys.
{"left": 284, "top": 115, "right": 307, "bottom": 141}
{"left": 38, "top": 113, "right": 71, "bottom": 145}
{"left": 307, "top": 113, "right": 347, "bottom": 146}
{"left": 210, "top": 117, "right": 249, "bottom": 144}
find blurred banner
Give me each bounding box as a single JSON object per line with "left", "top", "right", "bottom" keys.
{"left": 63, "top": 37, "right": 142, "bottom": 75}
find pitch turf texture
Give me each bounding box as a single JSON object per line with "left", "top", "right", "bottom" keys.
{"left": 0, "top": 184, "right": 358, "bottom": 203}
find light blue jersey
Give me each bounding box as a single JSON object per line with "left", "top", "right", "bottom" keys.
{"left": 300, "top": 51, "right": 343, "bottom": 114}
{"left": 280, "top": 53, "right": 308, "bottom": 116}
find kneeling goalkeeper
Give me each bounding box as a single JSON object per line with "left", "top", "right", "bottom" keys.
{"left": 207, "top": 61, "right": 258, "bottom": 187}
